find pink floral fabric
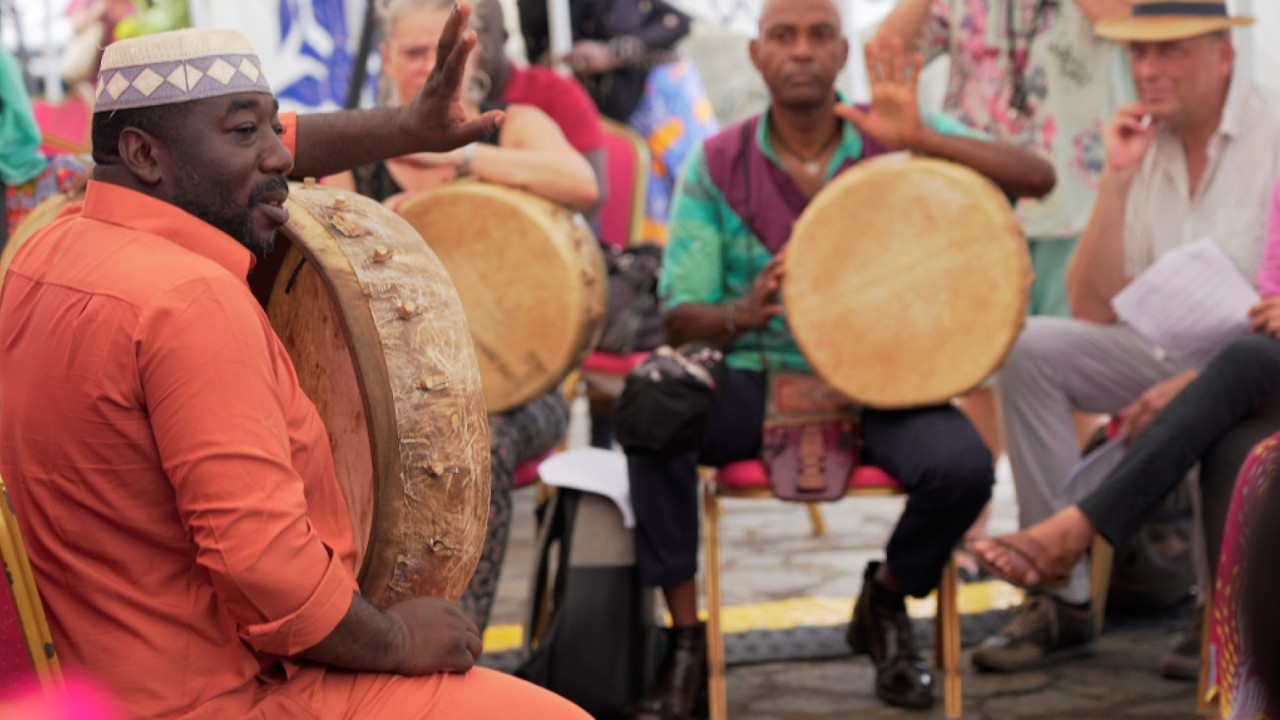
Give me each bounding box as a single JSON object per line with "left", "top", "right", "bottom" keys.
{"left": 919, "top": 0, "right": 1132, "bottom": 239}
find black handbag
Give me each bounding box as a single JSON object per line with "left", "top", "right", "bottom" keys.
{"left": 613, "top": 343, "right": 727, "bottom": 456}
{"left": 597, "top": 243, "right": 664, "bottom": 355}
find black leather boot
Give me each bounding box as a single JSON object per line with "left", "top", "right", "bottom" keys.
{"left": 846, "top": 562, "right": 936, "bottom": 710}
{"left": 628, "top": 622, "right": 708, "bottom": 720}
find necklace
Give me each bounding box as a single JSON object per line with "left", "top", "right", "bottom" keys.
{"left": 771, "top": 126, "right": 842, "bottom": 177}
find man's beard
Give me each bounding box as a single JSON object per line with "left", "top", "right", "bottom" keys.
{"left": 173, "top": 173, "right": 288, "bottom": 258}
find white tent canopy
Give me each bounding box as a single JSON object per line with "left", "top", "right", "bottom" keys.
{"left": 3, "top": 1, "right": 1279, "bottom": 105}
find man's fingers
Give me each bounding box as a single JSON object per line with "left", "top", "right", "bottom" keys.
{"left": 886, "top": 36, "right": 904, "bottom": 84}
{"left": 863, "top": 42, "right": 882, "bottom": 82}
{"left": 834, "top": 103, "right": 867, "bottom": 129}
{"left": 909, "top": 52, "right": 924, "bottom": 91}
{"left": 437, "top": 29, "right": 479, "bottom": 103}
{"left": 434, "top": 0, "right": 471, "bottom": 75}
{"left": 443, "top": 111, "right": 506, "bottom": 149}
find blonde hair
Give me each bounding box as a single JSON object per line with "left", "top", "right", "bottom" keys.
{"left": 379, "top": 0, "right": 468, "bottom": 36}
{"left": 378, "top": 0, "right": 488, "bottom": 106}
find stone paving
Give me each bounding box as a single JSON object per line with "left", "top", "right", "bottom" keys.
{"left": 483, "top": 403, "right": 1204, "bottom": 719}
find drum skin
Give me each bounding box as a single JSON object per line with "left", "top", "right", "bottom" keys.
{"left": 397, "top": 183, "right": 607, "bottom": 413}
{"left": 2, "top": 185, "right": 491, "bottom": 607}
{"left": 784, "top": 156, "right": 1031, "bottom": 409}
{"left": 271, "top": 184, "right": 490, "bottom": 607}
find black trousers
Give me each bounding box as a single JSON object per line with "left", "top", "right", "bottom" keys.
{"left": 627, "top": 369, "right": 994, "bottom": 598}
{"left": 1080, "top": 334, "right": 1280, "bottom": 572}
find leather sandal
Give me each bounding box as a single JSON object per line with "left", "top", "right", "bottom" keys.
{"left": 965, "top": 533, "right": 1073, "bottom": 592}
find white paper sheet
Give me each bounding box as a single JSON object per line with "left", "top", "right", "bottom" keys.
{"left": 537, "top": 447, "right": 635, "bottom": 528}
{"left": 1056, "top": 434, "right": 1128, "bottom": 509}
{"left": 1112, "top": 238, "right": 1259, "bottom": 370}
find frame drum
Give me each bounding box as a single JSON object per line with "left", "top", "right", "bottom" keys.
{"left": 784, "top": 156, "right": 1031, "bottom": 409}
{"left": 398, "top": 183, "right": 607, "bottom": 413}
{"left": 266, "top": 184, "right": 490, "bottom": 606}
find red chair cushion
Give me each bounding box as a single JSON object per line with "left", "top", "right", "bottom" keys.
{"left": 716, "top": 460, "right": 902, "bottom": 493}
{"left": 0, "top": 577, "right": 35, "bottom": 694}
{"left": 514, "top": 453, "right": 553, "bottom": 489}
{"left": 581, "top": 351, "right": 648, "bottom": 376}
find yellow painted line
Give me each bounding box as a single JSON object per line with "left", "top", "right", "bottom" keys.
{"left": 482, "top": 581, "right": 1024, "bottom": 654}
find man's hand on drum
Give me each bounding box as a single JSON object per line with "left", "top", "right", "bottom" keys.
{"left": 386, "top": 597, "right": 483, "bottom": 675}
{"left": 734, "top": 253, "right": 786, "bottom": 330}
{"left": 1103, "top": 103, "right": 1157, "bottom": 181}
{"left": 399, "top": 0, "right": 505, "bottom": 152}
{"left": 835, "top": 35, "right": 926, "bottom": 150}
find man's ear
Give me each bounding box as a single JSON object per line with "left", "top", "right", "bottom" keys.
{"left": 749, "top": 38, "right": 762, "bottom": 73}
{"left": 117, "top": 127, "right": 165, "bottom": 186}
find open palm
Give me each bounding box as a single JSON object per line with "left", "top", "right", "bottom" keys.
{"left": 402, "top": 1, "right": 504, "bottom": 151}
{"left": 835, "top": 35, "right": 926, "bottom": 150}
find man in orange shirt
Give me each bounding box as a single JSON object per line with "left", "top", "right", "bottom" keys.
{"left": 0, "top": 9, "right": 588, "bottom": 720}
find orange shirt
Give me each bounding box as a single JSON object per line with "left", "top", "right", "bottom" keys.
{"left": 0, "top": 116, "right": 366, "bottom": 719}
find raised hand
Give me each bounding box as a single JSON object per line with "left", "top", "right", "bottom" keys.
{"left": 385, "top": 596, "right": 483, "bottom": 676}
{"left": 401, "top": 0, "right": 505, "bottom": 152}
{"left": 1103, "top": 103, "right": 1157, "bottom": 180}
{"left": 834, "top": 35, "right": 926, "bottom": 150}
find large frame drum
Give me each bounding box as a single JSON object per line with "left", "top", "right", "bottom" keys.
{"left": 398, "top": 183, "right": 607, "bottom": 413}
{"left": 784, "top": 156, "right": 1032, "bottom": 409}
{"left": 265, "top": 184, "right": 489, "bottom": 606}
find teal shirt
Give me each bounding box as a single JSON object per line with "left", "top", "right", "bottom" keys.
{"left": 0, "top": 48, "right": 47, "bottom": 187}
{"left": 660, "top": 108, "right": 988, "bottom": 372}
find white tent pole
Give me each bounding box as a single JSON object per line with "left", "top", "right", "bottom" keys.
{"left": 842, "top": 0, "right": 868, "bottom": 102}
{"left": 1235, "top": 0, "right": 1255, "bottom": 80}
{"left": 547, "top": 0, "right": 572, "bottom": 76}
{"left": 43, "top": 0, "right": 63, "bottom": 101}
{"left": 187, "top": 0, "right": 209, "bottom": 28}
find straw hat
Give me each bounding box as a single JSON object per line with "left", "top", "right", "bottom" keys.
{"left": 1095, "top": 0, "right": 1253, "bottom": 42}
{"left": 94, "top": 28, "right": 272, "bottom": 113}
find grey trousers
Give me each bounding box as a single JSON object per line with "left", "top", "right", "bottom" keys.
{"left": 996, "top": 318, "right": 1184, "bottom": 604}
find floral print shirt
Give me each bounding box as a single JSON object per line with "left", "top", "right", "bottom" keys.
{"left": 919, "top": 0, "right": 1132, "bottom": 239}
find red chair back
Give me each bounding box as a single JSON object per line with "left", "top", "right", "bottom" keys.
{"left": 597, "top": 118, "right": 649, "bottom": 250}
{"left": 32, "top": 97, "right": 93, "bottom": 155}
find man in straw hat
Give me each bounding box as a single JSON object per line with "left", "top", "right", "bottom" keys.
{"left": 971, "top": 0, "right": 1280, "bottom": 679}
{"left": 0, "top": 4, "right": 590, "bottom": 719}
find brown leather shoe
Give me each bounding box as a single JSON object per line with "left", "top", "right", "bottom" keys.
{"left": 846, "top": 562, "right": 936, "bottom": 710}
{"left": 628, "top": 622, "right": 708, "bottom": 720}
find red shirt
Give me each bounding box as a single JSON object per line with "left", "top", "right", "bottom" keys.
{"left": 502, "top": 65, "right": 605, "bottom": 154}
{"left": 0, "top": 120, "right": 361, "bottom": 717}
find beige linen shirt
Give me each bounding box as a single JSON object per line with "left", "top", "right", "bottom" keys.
{"left": 1123, "top": 72, "right": 1280, "bottom": 284}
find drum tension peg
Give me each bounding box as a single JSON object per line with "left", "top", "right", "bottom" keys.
{"left": 372, "top": 245, "right": 394, "bottom": 262}
{"left": 416, "top": 374, "right": 449, "bottom": 392}
{"left": 302, "top": 177, "right": 317, "bottom": 189}
{"left": 424, "top": 462, "right": 459, "bottom": 477}
{"left": 397, "top": 300, "right": 418, "bottom": 319}
{"left": 332, "top": 196, "right": 348, "bottom": 209}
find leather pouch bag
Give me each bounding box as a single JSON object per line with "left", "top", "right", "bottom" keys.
{"left": 761, "top": 372, "right": 859, "bottom": 502}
